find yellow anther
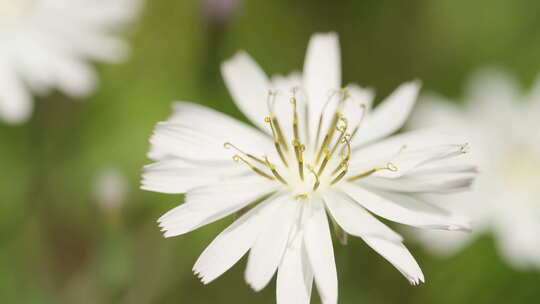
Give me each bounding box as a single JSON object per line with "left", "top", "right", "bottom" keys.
{"left": 265, "top": 116, "right": 289, "bottom": 167}
{"left": 317, "top": 149, "right": 331, "bottom": 176}
{"left": 307, "top": 165, "right": 320, "bottom": 191}
{"left": 224, "top": 142, "right": 265, "bottom": 165}
{"left": 331, "top": 163, "right": 349, "bottom": 185}
{"left": 264, "top": 156, "right": 288, "bottom": 185}
{"left": 293, "top": 139, "right": 305, "bottom": 180}
{"left": 232, "top": 155, "right": 275, "bottom": 180}
{"left": 386, "top": 162, "right": 398, "bottom": 172}
{"left": 347, "top": 162, "right": 399, "bottom": 182}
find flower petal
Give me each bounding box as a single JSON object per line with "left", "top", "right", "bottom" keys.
{"left": 349, "top": 129, "right": 467, "bottom": 174}
{"left": 0, "top": 63, "right": 33, "bottom": 124}
{"left": 303, "top": 33, "right": 341, "bottom": 133}
{"left": 324, "top": 191, "right": 403, "bottom": 242}
{"left": 303, "top": 198, "right": 337, "bottom": 304}
{"left": 221, "top": 51, "right": 271, "bottom": 133}
{"left": 340, "top": 183, "right": 471, "bottom": 231}
{"left": 141, "top": 158, "right": 247, "bottom": 194}
{"left": 148, "top": 102, "right": 272, "bottom": 161}
{"left": 245, "top": 198, "right": 300, "bottom": 291}
{"left": 277, "top": 229, "right": 314, "bottom": 304}
{"left": 362, "top": 236, "right": 424, "bottom": 285}
{"left": 361, "top": 171, "right": 476, "bottom": 194}
{"left": 373, "top": 144, "right": 469, "bottom": 179}
{"left": 158, "top": 176, "right": 278, "bottom": 237}
{"left": 353, "top": 81, "right": 421, "bottom": 148}
{"left": 193, "top": 195, "right": 285, "bottom": 284}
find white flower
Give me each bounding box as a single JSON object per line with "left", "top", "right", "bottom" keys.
{"left": 0, "top": 0, "right": 141, "bottom": 124}
{"left": 410, "top": 68, "right": 540, "bottom": 270}
{"left": 94, "top": 167, "right": 129, "bottom": 214}
{"left": 142, "top": 33, "right": 475, "bottom": 303}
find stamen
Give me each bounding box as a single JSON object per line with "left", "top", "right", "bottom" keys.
{"left": 232, "top": 155, "right": 275, "bottom": 180}
{"left": 264, "top": 156, "right": 288, "bottom": 185}
{"left": 348, "top": 104, "right": 367, "bottom": 142}
{"left": 331, "top": 135, "right": 351, "bottom": 175}
{"left": 266, "top": 91, "right": 289, "bottom": 152}
{"left": 328, "top": 116, "right": 348, "bottom": 159}
{"left": 346, "top": 162, "right": 398, "bottom": 182}
{"left": 315, "top": 89, "right": 349, "bottom": 163}
{"left": 265, "top": 116, "right": 289, "bottom": 168}
{"left": 293, "top": 140, "right": 305, "bottom": 180}
{"left": 290, "top": 90, "right": 300, "bottom": 141}
{"left": 307, "top": 165, "right": 320, "bottom": 191}
{"left": 224, "top": 142, "right": 265, "bottom": 165}
{"left": 460, "top": 143, "right": 470, "bottom": 153}
{"left": 314, "top": 90, "right": 339, "bottom": 150}
{"left": 291, "top": 91, "right": 305, "bottom": 180}
{"left": 317, "top": 149, "right": 331, "bottom": 176}
{"left": 331, "top": 163, "right": 348, "bottom": 185}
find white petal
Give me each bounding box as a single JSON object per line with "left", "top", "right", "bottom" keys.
{"left": 277, "top": 230, "right": 314, "bottom": 304}
{"left": 324, "top": 191, "right": 403, "bottom": 242}
{"left": 141, "top": 158, "right": 247, "bottom": 194}
{"left": 340, "top": 183, "right": 471, "bottom": 231}
{"left": 0, "top": 63, "right": 33, "bottom": 124}
{"left": 193, "top": 195, "right": 284, "bottom": 284}
{"left": 303, "top": 33, "right": 341, "bottom": 133}
{"left": 340, "top": 84, "right": 375, "bottom": 132}
{"left": 361, "top": 171, "right": 475, "bottom": 194}
{"left": 303, "top": 198, "right": 337, "bottom": 304}
{"left": 362, "top": 236, "right": 424, "bottom": 285}
{"left": 148, "top": 102, "right": 272, "bottom": 161}
{"left": 245, "top": 199, "right": 299, "bottom": 291}
{"left": 158, "top": 176, "right": 278, "bottom": 237}
{"left": 221, "top": 52, "right": 271, "bottom": 133}
{"left": 353, "top": 81, "right": 421, "bottom": 148}
{"left": 373, "top": 144, "right": 469, "bottom": 179}
{"left": 349, "top": 129, "right": 467, "bottom": 173}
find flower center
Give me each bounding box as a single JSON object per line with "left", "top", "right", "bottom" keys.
{"left": 503, "top": 149, "right": 540, "bottom": 194}
{"left": 225, "top": 87, "right": 397, "bottom": 198}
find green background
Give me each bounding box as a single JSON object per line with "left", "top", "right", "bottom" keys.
{"left": 1, "top": 0, "right": 539, "bottom": 303}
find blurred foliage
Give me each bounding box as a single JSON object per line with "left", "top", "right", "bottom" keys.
{"left": 1, "top": 0, "right": 539, "bottom": 303}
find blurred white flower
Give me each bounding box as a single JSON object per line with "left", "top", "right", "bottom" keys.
{"left": 142, "top": 33, "right": 476, "bottom": 303}
{"left": 410, "top": 68, "right": 540, "bottom": 270}
{"left": 0, "top": 0, "right": 141, "bottom": 124}
{"left": 94, "top": 167, "right": 128, "bottom": 213}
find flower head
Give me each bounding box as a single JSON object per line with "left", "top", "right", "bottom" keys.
{"left": 0, "top": 0, "right": 141, "bottom": 124}
{"left": 410, "top": 68, "right": 540, "bottom": 270}
{"left": 143, "top": 33, "right": 476, "bottom": 303}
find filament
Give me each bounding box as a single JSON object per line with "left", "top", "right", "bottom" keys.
{"left": 232, "top": 155, "right": 274, "bottom": 180}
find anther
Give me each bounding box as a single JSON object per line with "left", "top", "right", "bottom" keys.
{"left": 265, "top": 116, "right": 289, "bottom": 168}
{"left": 224, "top": 142, "right": 265, "bottom": 165}
{"left": 293, "top": 140, "right": 305, "bottom": 180}
{"left": 307, "top": 165, "right": 320, "bottom": 191}
{"left": 232, "top": 155, "right": 275, "bottom": 180}
{"left": 264, "top": 156, "right": 288, "bottom": 185}
{"left": 346, "top": 162, "right": 399, "bottom": 182}
{"left": 331, "top": 163, "right": 348, "bottom": 185}
{"left": 317, "top": 149, "right": 331, "bottom": 176}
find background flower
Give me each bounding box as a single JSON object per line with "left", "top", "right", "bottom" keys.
{"left": 0, "top": 0, "right": 142, "bottom": 124}
{"left": 409, "top": 68, "right": 540, "bottom": 270}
